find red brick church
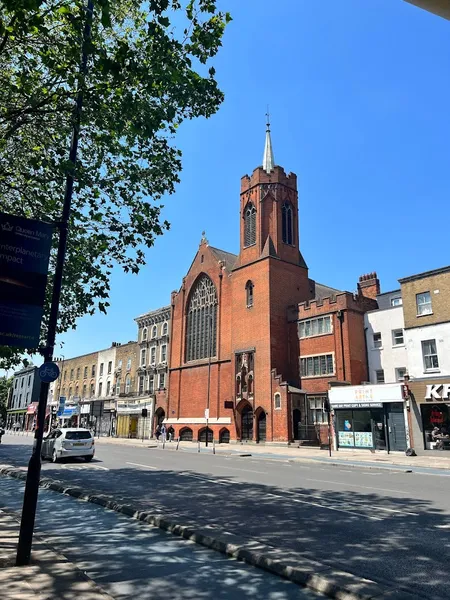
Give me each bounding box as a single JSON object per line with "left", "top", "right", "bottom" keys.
{"left": 163, "top": 123, "right": 377, "bottom": 444}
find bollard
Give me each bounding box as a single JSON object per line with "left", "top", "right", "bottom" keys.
{"left": 198, "top": 440, "right": 200, "bottom": 453}
{"left": 213, "top": 438, "right": 215, "bottom": 455}
{"left": 163, "top": 438, "right": 165, "bottom": 450}
{"left": 176, "top": 437, "right": 180, "bottom": 451}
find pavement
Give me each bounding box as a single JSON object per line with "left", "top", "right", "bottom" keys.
{"left": 1, "top": 434, "right": 447, "bottom": 599}
{"left": 0, "top": 506, "right": 114, "bottom": 600}
{"left": 0, "top": 476, "right": 321, "bottom": 600}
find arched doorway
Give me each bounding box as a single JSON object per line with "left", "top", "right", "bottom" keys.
{"left": 293, "top": 408, "right": 301, "bottom": 440}
{"left": 241, "top": 405, "right": 253, "bottom": 441}
{"left": 257, "top": 412, "right": 266, "bottom": 442}
{"left": 154, "top": 408, "right": 165, "bottom": 436}
{"left": 219, "top": 428, "right": 230, "bottom": 444}
{"left": 179, "top": 427, "right": 193, "bottom": 441}
{"left": 198, "top": 427, "right": 213, "bottom": 443}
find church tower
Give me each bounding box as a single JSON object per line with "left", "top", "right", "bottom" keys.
{"left": 235, "top": 114, "right": 308, "bottom": 270}
{"left": 230, "top": 118, "right": 312, "bottom": 442}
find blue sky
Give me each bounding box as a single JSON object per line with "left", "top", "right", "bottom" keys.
{"left": 57, "top": 0, "right": 450, "bottom": 360}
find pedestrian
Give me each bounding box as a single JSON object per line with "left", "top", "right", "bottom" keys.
{"left": 155, "top": 424, "right": 161, "bottom": 440}
{"left": 160, "top": 423, "right": 166, "bottom": 443}
{"left": 168, "top": 426, "right": 174, "bottom": 442}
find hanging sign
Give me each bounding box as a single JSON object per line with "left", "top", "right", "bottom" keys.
{"left": 0, "top": 212, "right": 53, "bottom": 348}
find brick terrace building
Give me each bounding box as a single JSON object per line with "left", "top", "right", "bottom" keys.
{"left": 289, "top": 274, "right": 379, "bottom": 444}
{"left": 167, "top": 125, "right": 379, "bottom": 444}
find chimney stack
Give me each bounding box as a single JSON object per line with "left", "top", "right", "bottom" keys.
{"left": 358, "top": 272, "right": 380, "bottom": 301}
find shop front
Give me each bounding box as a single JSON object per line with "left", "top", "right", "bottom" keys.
{"left": 116, "top": 399, "right": 153, "bottom": 439}
{"left": 59, "top": 405, "right": 79, "bottom": 427}
{"left": 329, "top": 383, "right": 408, "bottom": 452}
{"left": 408, "top": 379, "right": 450, "bottom": 452}
{"left": 7, "top": 409, "right": 27, "bottom": 430}
{"left": 26, "top": 402, "right": 51, "bottom": 431}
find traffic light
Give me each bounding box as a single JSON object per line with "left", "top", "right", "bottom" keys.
{"left": 141, "top": 408, "right": 148, "bottom": 418}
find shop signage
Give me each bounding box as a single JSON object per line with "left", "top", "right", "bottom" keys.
{"left": 57, "top": 396, "right": 66, "bottom": 417}
{"left": 425, "top": 384, "right": 450, "bottom": 401}
{"left": 27, "top": 402, "right": 38, "bottom": 415}
{"left": 333, "top": 402, "right": 383, "bottom": 409}
{"left": 329, "top": 383, "right": 403, "bottom": 405}
{"left": 117, "top": 402, "right": 152, "bottom": 414}
{"left": 0, "top": 212, "right": 53, "bottom": 349}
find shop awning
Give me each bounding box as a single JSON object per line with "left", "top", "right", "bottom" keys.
{"left": 27, "top": 402, "right": 38, "bottom": 414}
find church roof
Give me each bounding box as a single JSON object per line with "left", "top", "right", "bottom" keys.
{"left": 311, "top": 281, "right": 342, "bottom": 301}
{"left": 209, "top": 246, "right": 238, "bottom": 271}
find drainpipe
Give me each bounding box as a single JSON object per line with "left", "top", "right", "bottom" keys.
{"left": 363, "top": 326, "right": 370, "bottom": 383}
{"left": 337, "top": 311, "right": 346, "bottom": 381}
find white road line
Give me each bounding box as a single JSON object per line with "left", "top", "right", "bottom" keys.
{"left": 218, "top": 465, "right": 266, "bottom": 475}
{"left": 303, "top": 477, "right": 407, "bottom": 495}
{"left": 126, "top": 462, "right": 158, "bottom": 470}
{"left": 339, "top": 470, "right": 352, "bottom": 473}
{"left": 266, "top": 493, "right": 382, "bottom": 521}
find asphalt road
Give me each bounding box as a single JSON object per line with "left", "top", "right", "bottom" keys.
{"left": 2, "top": 434, "right": 449, "bottom": 599}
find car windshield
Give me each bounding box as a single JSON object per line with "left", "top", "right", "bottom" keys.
{"left": 65, "top": 431, "right": 92, "bottom": 440}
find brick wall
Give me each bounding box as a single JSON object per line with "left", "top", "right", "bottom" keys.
{"left": 60, "top": 351, "right": 99, "bottom": 400}
{"left": 400, "top": 268, "right": 450, "bottom": 329}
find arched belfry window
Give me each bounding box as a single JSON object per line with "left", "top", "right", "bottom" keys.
{"left": 244, "top": 202, "right": 256, "bottom": 247}
{"left": 282, "top": 202, "right": 294, "bottom": 245}
{"left": 246, "top": 280, "right": 254, "bottom": 308}
{"left": 185, "top": 274, "right": 218, "bottom": 362}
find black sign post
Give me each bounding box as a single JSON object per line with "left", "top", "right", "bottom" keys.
{"left": 15, "top": 0, "right": 94, "bottom": 566}
{"left": 0, "top": 213, "right": 53, "bottom": 348}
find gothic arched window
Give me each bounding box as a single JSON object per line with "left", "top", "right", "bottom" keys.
{"left": 246, "top": 280, "right": 254, "bottom": 308}
{"left": 282, "top": 202, "right": 294, "bottom": 245}
{"left": 244, "top": 202, "right": 256, "bottom": 247}
{"left": 185, "top": 274, "right": 218, "bottom": 362}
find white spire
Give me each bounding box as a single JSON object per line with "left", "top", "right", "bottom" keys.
{"left": 262, "top": 109, "right": 275, "bottom": 174}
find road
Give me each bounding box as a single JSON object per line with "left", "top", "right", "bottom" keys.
{"left": 0, "top": 476, "right": 319, "bottom": 600}
{"left": 2, "top": 434, "right": 450, "bottom": 599}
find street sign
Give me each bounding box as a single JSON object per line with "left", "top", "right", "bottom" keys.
{"left": 204, "top": 408, "right": 210, "bottom": 420}
{"left": 57, "top": 396, "right": 66, "bottom": 417}
{"left": 0, "top": 212, "right": 53, "bottom": 349}
{"left": 38, "top": 362, "right": 60, "bottom": 383}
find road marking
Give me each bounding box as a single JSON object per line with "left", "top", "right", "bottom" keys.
{"left": 126, "top": 462, "right": 158, "bottom": 470}
{"left": 61, "top": 464, "right": 109, "bottom": 471}
{"left": 303, "top": 477, "right": 407, "bottom": 495}
{"left": 266, "top": 493, "right": 382, "bottom": 520}
{"left": 218, "top": 465, "right": 266, "bottom": 475}
{"left": 339, "top": 470, "right": 352, "bottom": 473}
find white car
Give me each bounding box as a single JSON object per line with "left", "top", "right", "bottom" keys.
{"left": 41, "top": 428, "right": 95, "bottom": 463}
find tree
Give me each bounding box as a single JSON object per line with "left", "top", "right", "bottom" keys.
{"left": 0, "top": 376, "right": 12, "bottom": 423}
{"left": 0, "top": 0, "right": 231, "bottom": 368}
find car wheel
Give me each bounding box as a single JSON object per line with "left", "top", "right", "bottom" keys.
{"left": 84, "top": 455, "right": 93, "bottom": 462}
{"left": 52, "top": 449, "right": 58, "bottom": 463}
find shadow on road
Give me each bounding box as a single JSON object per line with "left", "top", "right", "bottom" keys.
{"left": 1, "top": 441, "right": 448, "bottom": 599}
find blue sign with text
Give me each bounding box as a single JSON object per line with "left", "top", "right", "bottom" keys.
{"left": 0, "top": 212, "right": 53, "bottom": 349}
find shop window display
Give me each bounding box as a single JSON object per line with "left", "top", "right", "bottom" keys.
{"left": 421, "top": 404, "right": 450, "bottom": 450}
